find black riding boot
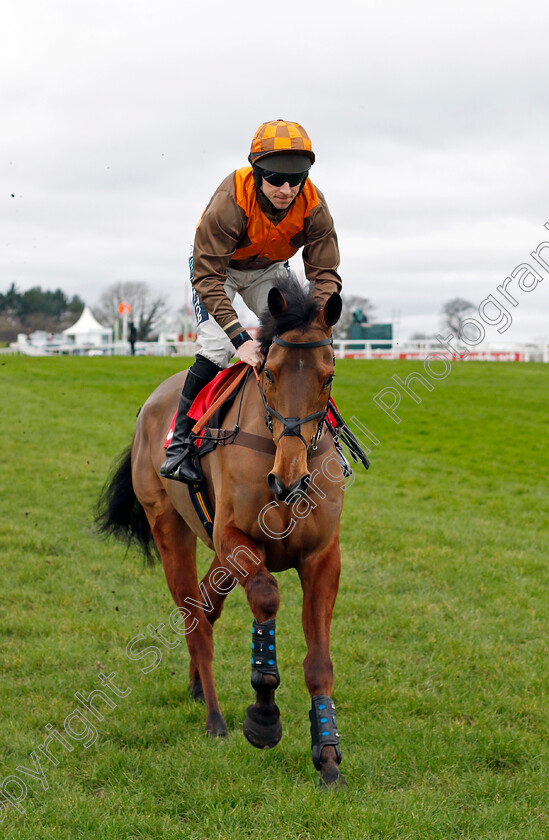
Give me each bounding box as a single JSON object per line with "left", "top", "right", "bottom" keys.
{"left": 160, "top": 358, "right": 219, "bottom": 483}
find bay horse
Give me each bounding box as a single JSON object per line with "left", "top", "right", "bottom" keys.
{"left": 96, "top": 280, "right": 347, "bottom": 787}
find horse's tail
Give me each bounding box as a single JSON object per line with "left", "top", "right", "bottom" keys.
{"left": 95, "top": 446, "right": 158, "bottom": 564}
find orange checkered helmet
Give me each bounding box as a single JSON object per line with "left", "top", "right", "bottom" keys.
{"left": 249, "top": 119, "right": 315, "bottom": 167}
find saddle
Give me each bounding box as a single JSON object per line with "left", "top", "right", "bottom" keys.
{"left": 163, "top": 362, "right": 249, "bottom": 451}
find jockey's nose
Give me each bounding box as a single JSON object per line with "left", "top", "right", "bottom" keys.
{"left": 277, "top": 181, "right": 292, "bottom": 196}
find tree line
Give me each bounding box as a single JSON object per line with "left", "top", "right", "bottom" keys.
{"left": 0, "top": 283, "right": 85, "bottom": 340}
{"left": 1, "top": 277, "right": 471, "bottom": 346}
{"left": 1, "top": 279, "right": 376, "bottom": 344}
{"left": 0, "top": 281, "right": 167, "bottom": 343}
{"left": 93, "top": 281, "right": 168, "bottom": 342}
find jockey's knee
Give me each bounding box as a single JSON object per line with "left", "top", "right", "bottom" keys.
{"left": 190, "top": 354, "right": 222, "bottom": 381}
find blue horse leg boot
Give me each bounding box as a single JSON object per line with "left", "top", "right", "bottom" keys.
{"left": 250, "top": 618, "right": 280, "bottom": 690}
{"left": 309, "top": 695, "right": 342, "bottom": 770}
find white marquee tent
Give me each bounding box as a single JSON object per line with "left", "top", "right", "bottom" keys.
{"left": 62, "top": 306, "right": 111, "bottom": 347}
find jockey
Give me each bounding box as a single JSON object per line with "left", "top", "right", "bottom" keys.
{"left": 160, "top": 119, "right": 343, "bottom": 483}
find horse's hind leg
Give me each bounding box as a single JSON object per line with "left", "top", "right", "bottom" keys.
{"left": 188, "top": 553, "right": 233, "bottom": 704}
{"left": 148, "top": 507, "right": 227, "bottom": 737}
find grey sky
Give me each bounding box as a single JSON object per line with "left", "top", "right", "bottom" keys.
{"left": 3, "top": 0, "right": 549, "bottom": 340}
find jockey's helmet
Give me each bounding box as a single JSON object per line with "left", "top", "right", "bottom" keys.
{"left": 249, "top": 120, "right": 315, "bottom": 171}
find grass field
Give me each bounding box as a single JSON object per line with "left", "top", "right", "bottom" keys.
{"left": 1, "top": 355, "right": 548, "bottom": 839}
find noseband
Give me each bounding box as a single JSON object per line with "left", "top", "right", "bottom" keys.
{"left": 256, "top": 335, "right": 334, "bottom": 458}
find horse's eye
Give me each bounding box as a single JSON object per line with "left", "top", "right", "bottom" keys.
{"left": 323, "top": 374, "right": 334, "bottom": 390}
{"left": 265, "top": 369, "right": 274, "bottom": 384}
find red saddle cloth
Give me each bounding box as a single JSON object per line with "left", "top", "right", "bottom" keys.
{"left": 163, "top": 363, "right": 247, "bottom": 448}
{"left": 187, "top": 362, "right": 247, "bottom": 423}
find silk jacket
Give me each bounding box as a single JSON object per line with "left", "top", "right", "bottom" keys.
{"left": 192, "top": 167, "right": 342, "bottom": 340}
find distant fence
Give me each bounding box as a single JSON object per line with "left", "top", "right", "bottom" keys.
{"left": 332, "top": 339, "right": 549, "bottom": 363}
{"left": 4, "top": 339, "right": 197, "bottom": 358}
{"left": 5, "top": 338, "right": 549, "bottom": 362}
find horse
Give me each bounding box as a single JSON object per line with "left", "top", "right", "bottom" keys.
{"left": 96, "top": 279, "right": 348, "bottom": 788}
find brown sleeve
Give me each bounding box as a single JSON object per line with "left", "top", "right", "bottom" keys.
{"left": 302, "top": 187, "right": 342, "bottom": 305}
{"left": 192, "top": 174, "right": 249, "bottom": 338}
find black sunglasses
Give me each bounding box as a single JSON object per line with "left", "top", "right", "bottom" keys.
{"left": 260, "top": 168, "right": 310, "bottom": 188}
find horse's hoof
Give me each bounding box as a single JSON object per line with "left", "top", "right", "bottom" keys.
{"left": 188, "top": 677, "right": 205, "bottom": 704}
{"left": 243, "top": 703, "right": 282, "bottom": 749}
{"left": 318, "top": 767, "right": 348, "bottom": 790}
{"left": 205, "top": 711, "right": 227, "bottom": 738}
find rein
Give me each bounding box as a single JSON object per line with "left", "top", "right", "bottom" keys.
{"left": 254, "top": 335, "right": 334, "bottom": 459}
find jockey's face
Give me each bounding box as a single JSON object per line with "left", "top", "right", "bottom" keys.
{"left": 261, "top": 178, "right": 301, "bottom": 210}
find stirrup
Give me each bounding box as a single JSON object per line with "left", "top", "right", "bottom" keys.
{"left": 327, "top": 402, "right": 370, "bottom": 472}
{"left": 334, "top": 439, "right": 352, "bottom": 478}
{"left": 160, "top": 443, "right": 202, "bottom": 483}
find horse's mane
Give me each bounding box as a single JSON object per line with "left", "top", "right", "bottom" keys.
{"left": 258, "top": 276, "right": 321, "bottom": 356}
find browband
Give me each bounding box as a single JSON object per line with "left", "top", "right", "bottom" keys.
{"left": 272, "top": 336, "right": 333, "bottom": 349}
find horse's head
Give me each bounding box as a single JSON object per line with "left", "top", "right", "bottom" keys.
{"left": 257, "top": 280, "right": 342, "bottom": 501}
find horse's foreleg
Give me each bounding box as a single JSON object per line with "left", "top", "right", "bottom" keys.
{"left": 299, "top": 538, "right": 347, "bottom": 788}
{"left": 218, "top": 524, "right": 282, "bottom": 748}
{"left": 148, "top": 507, "right": 226, "bottom": 737}
{"left": 218, "top": 524, "right": 280, "bottom": 622}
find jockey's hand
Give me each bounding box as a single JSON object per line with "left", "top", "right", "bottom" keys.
{"left": 236, "top": 338, "right": 263, "bottom": 367}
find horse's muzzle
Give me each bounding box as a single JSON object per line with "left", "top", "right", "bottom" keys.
{"left": 267, "top": 472, "right": 310, "bottom": 502}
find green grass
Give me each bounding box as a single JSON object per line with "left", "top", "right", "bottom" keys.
{"left": 0, "top": 356, "right": 547, "bottom": 839}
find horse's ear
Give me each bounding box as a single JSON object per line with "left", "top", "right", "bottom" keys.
{"left": 268, "top": 287, "right": 288, "bottom": 319}
{"left": 320, "top": 292, "right": 342, "bottom": 328}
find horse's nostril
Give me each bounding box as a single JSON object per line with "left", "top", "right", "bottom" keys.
{"left": 268, "top": 472, "right": 311, "bottom": 501}
{"left": 284, "top": 474, "right": 311, "bottom": 498}
{"left": 267, "top": 473, "right": 285, "bottom": 499}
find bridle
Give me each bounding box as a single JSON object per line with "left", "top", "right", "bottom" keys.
{"left": 254, "top": 335, "right": 334, "bottom": 458}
